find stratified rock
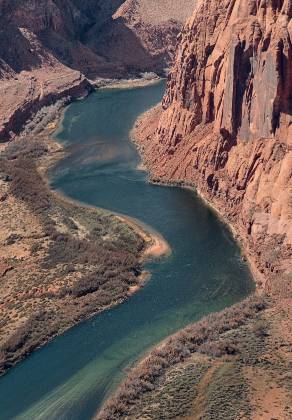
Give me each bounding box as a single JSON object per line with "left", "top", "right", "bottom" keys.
{"left": 134, "top": 0, "right": 292, "bottom": 295}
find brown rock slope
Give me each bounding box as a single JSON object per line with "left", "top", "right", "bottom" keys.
{"left": 0, "top": 33, "right": 92, "bottom": 141}
{"left": 0, "top": 0, "right": 196, "bottom": 141}
{"left": 89, "top": 0, "right": 196, "bottom": 75}
{"left": 0, "top": 0, "right": 196, "bottom": 79}
{"left": 0, "top": 0, "right": 95, "bottom": 141}
{"left": 134, "top": 0, "right": 292, "bottom": 296}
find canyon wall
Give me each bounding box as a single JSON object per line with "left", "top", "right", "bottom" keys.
{"left": 134, "top": 0, "right": 292, "bottom": 295}
{"left": 0, "top": 0, "right": 196, "bottom": 141}
{"left": 0, "top": 0, "right": 196, "bottom": 79}
{"left": 92, "top": 0, "right": 196, "bottom": 75}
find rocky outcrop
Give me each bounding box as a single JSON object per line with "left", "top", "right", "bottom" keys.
{"left": 133, "top": 0, "right": 292, "bottom": 295}
{"left": 159, "top": 0, "right": 292, "bottom": 143}
{"left": 0, "top": 24, "right": 92, "bottom": 141}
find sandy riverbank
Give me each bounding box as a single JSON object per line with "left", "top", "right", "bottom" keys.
{"left": 115, "top": 215, "right": 170, "bottom": 260}
{"left": 93, "top": 76, "right": 164, "bottom": 90}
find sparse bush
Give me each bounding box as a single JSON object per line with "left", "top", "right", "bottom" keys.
{"left": 252, "top": 320, "right": 268, "bottom": 337}
{"left": 30, "top": 242, "right": 42, "bottom": 254}
{"left": 63, "top": 217, "right": 78, "bottom": 231}
{"left": 2, "top": 140, "right": 48, "bottom": 161}
{"left": 97, "top": 295, "right": 267, "bottom": 419}
{"left": 5, "top": 233, "right": 22, "bottom": 245}
{"left": 0, "top": 172, "right": 12, "bottom": 182}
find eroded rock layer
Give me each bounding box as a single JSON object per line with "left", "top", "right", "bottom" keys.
{"left": 134, "top": 0, "right": 292, "bottom": 294}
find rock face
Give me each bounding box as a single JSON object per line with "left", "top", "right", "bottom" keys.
{"left": 159, "top": 0, "right": 292, "bottom": 143}
{"left": 0, "top": 0, "right": 196, "bottom": 141}
{"left": 0, "top": 0, "right": 126, "bottom": 79}
{"left": 134, "top": 0, "right": 292, "bottom": 294}
{"left": 0, "top": 0, "right": 196, "bottom": 78}
{"left": 0, "top": 22, "right": 92, "bottom": 141}
{"left": 92, "top": 0, "right": 196, "bottom": 75}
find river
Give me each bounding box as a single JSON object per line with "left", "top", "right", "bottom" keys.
{"left": 0, "top": 81, "right": 254, "bottom": 419}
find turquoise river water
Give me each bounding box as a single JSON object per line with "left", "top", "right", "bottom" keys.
{"left": 0, "top": 81, "right": 254, "bottom": 419}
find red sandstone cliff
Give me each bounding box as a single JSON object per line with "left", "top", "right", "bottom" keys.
{"left": 134, "top": 0, "right": 292, "bottom": 295}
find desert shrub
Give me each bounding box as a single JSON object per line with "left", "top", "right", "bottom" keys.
{"left": 30, "top": 242, "right": 42, "bottom": 254}
{"left": 70, "top": 273, "right": 105, "bottom": 298}
{"left": 97, "top": 295, "right": 267, "bottom": 419}
{"left": 43, "top": 223, "right": 57, "bottom": 237}
{"left": 0, "top": 310, "right": 62, "bottom": 374}
{"left": 2, "top": 140, "right": 48, "bottom": 161}
{"left": 2, "top": 158, "right": 51, "bottom": 214}
{"left": 5, "top": 233, "right": 22, "bottom": 245}
{"left": 60, "top": 263, "right": 75, "bottom": 275}
{"left": 62, "top": 217, "right": 79, "bottom": 231}
{"left": 0, "top": 172, "right": 12, "bottom": 182}
{"left": 252, "top": 320, "right": 268, "bottom": 337}
{"left": 1, "top": 327, "right": 29, "bottom": 353}
{"left": 43, "top": 228, "right": 140, "bottom": 279}
{"left": 203, "top": 364, "right": 251, "bottom": 419}
{"left": 198, "top": 339, "right": 239, "bottom": 358}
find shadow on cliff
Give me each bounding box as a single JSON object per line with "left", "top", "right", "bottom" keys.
{"left": 84, "top": 17, "right": 165, "bottom": 76}
{"left": 0, "top": 25, "right": 42, "bottom": 73}
{"left": 32, "top": 18, "right": 165, "bottom": 79}
{"left": 0, "top": 0, "right": 165, "bottom": 80}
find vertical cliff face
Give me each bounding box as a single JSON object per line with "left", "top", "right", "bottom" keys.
{"left": 135, "top": 0, "right": 292, "bottom": 293}
{"left": 160, "top": 0, "right": 292, "bottom": 144}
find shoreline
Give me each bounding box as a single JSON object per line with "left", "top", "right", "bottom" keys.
{"left": 115, "top": 214, "right": 171, "bottom": 260}
{"left": 92, "top": 76, "right": 164, "bottom": 91}
{"left": 97, "top": 99, "right": 291, "bottom": 420}
{"left": 0, "top": 84, "right": 170, "bottom": 376}
{"left": 130, "top": 108, "right": 264, "bottom": 291}
{"left": 136, "top": 176, "right": 264, "bottom": 290}
{"left": 41, "top": 135, "right": 171, "bottom": 266}
{"left": 40, "top": 107, "right": 171, "bottom": 294}
{"left": 39, "top": 85, "right": 170, "bottom": 269}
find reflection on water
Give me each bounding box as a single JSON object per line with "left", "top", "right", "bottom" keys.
{"left": 0, "top": 82, "right": 254, "bottom": 420}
